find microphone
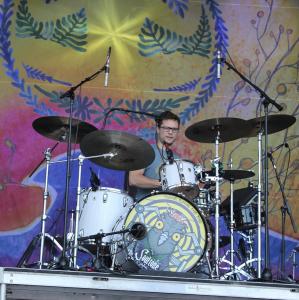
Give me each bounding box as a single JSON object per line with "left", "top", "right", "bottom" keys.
{"left": 130, "top": 222, "right": 147, "bottom": 240}
{"left": 104, "top": 46, "right": 112, "bottom": 87}
{"left": 90, "top": 167, "right": 100, "bottom": 191}
{"left": 267, "top": 143, "right": 289, "bottom": 156}
{"left": 164, "top": 143, "right": 174, "bottom": 164}
{"left": 217, "top": 50, "right": 221, "bottom": 79}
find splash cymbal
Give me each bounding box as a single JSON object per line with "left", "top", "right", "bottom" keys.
{"left": 32, "top": 116, "right": 97, "bottom": 144}
{"left": 80, "top": 130, "right": 155, "bottom": 171}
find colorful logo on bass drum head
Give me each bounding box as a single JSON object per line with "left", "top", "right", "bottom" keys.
{"left": 124, "top": 193, "right": 208, "bottom": 272}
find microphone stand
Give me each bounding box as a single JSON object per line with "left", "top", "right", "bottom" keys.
{"left": 58, "top": 62, "right": 107, "bottom": 269}
{"left": 268, "top": 153, "right": 297, "bottom": 280}
{"left": 223, "top": 59, "right": 283, "bottom": 280}
{"left": 101, "top": 107, "right": 158, "bottom": 130}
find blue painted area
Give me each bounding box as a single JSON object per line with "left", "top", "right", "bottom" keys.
{"left": 0, "top": 151, "right": 125, "bottom": 267}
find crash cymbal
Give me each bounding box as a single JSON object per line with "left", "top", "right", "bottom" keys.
{"left": 80, "top": 130, "right": 155, "bottom": 171}
{"left": 246, "top": 114, "right": 296, "bottom": 137}
{"left": 221, "top": 186, "right": 258, "bottom": 214}
{"left": 185, "top": 117, "right": 250, "bottom": 143}
{"left": 33, "top": 116, "right": 97, "bottom": 144}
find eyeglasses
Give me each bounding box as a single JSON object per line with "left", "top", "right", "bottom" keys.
{"left": 159, "top": 126, "right": 179, "bottom": 133}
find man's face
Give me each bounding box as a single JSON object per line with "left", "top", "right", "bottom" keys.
{"left": 157, "top": 119, "right": 180, "bottom": 146}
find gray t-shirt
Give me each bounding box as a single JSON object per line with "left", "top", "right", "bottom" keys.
{"left": 135, "top": 144, "right": 179, "bottom": 201}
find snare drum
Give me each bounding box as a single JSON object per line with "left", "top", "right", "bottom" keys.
{"left": 160, "top": 159, "right": 199, "bottom": 199}
{"left": 79, "top": 187, "right": 133, "bottom": 243}
{"left": 113, "top": 192, "right": 211, "bottom": 272}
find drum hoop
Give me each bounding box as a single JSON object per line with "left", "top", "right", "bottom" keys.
{"left": 166, "top": 183, "right": 199, "bottom": 190}
{"left": 123, "top": 191, "right": 210, "bottom": 271}
{"left": 95, "top": 187, "right": 128, "bottom": 195}
{"left": 160, "top": 159, "right": 195, "bottom": 166}
{"left": 125, "top": 191, "right": 208, "bottom": 230}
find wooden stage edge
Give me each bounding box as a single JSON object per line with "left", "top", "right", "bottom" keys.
{"left": 1, "top": 267, "right": 299, "bottom": 300}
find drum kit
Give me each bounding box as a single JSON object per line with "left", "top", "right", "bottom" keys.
{"left": 20, "top": 112, "right": 296, "bottom": 280}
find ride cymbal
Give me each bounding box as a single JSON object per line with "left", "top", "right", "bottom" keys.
{"left": 32, "top": 116, "right": 97, "bottom": 144}
{"left": 185, "top": 117, "right": 250, "bottom": 143}
{"left": 80, "top": 130, "right": 155, "bottom": 171}
{"left": 246, "top": 114, "right": 296, "bottom": 137}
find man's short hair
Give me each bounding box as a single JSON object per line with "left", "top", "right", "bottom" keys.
{"left": 155, "top": 111, "right": 180, "bottom": 127}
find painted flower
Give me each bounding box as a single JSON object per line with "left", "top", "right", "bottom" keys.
{"left": 243, "top": 58, "right": 251, "bottom": 67}
{"left": 66, "top": 96, "right": 93, "bottom": 121}
{"left": 276, "top": 83, "right": 287, "bottom": 95}
{"left": 279, "top": 25, "right": 284, "bottom": 33}
{"left": 234, "top": 80, "right": 246, "bottom": 92}
{"left": 257, "top": 11, "right": 264, "bottom": 18}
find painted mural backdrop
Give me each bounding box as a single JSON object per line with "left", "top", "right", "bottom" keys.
{"left": 0, "top": 0, "right": 298, "bottom": 277}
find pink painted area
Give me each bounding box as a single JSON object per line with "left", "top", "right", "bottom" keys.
{"left": 0, "top": 183, "right": 46, "bottom": 231}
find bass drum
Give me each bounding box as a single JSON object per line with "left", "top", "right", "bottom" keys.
{"left": 113, "top": 192, "right": 211, "bottom": 272}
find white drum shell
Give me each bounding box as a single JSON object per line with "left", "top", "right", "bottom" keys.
{"left": 79, "top": 187, "right": 133, "bottom": 243}
{"left": 160, "top": 159, "right": 199, "bottom": 199}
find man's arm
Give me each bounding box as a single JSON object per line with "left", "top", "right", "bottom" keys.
{"left": 129, "top": 169, "right": 161, "bottom": 189}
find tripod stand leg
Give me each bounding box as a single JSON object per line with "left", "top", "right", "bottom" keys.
{"left": 16, "top": 234, "right": 62, "bottom": 268}
{"left": 16, "top": 234, "right": 41, "bottom": 267}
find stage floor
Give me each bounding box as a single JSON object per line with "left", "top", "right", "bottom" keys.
{"left": 1, "top": 267, "right": 299, "bottom": 300}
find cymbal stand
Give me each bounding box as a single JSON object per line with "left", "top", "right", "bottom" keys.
{"left": 223, "top": 59, "right": 283, "bottom": 280}
{"left": 257, "top": 131, "right": 262, "bottom": 277}
{"left": 212, "top": 130, "right": 221, "bottom": 278}
{"left": 39, "top": 148, "right": 52, "bottom": 268}
{"left": 220, "top": 230, "right": 258, "bottom": 280}
{"left": 289, "top": 248, "right": 298, "bottom": 281}
{"left": 72, "top": 152, "right": 117, "bottom": 268}
{"left": 268, "top": 153, "right": 297, "bottom": 280}
{"left": 59, "top": 50, "right": 108, "bottom": 268}
{"left": 228, "top": 159, "right": 235, "bottom": 273}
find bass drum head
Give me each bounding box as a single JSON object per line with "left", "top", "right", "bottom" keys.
{"left": 122, "top": 192, "right": 209, "bottom": 272}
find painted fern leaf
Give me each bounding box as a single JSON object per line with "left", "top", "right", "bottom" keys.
{"left": 16, "top": 0, "right": 48, "bottom": 39}
{"left": 15, "top": 0, "right": 87, "bottom": 52}
{"left": 51, "top": 8, "right": 87, "bottom": 52}
{"left": 138, "top": 18, "right": 184, "bottom": 57}
{"left": 23, "top": 64, "right": 71, "bottom": 86}
{"left": 138, "top": 6, "right": 211, "bottom": 58}
{"left": 124, "top": 96, "right": 189, "bottom": 122}
{"left": 178, "top": 5, "right": 211, "bottom": 57}
{"left": 162, "top": 0, "right": 189, "bottom": 18}
{"left": 154, "top": 78, "right": 201, "bottom": 92}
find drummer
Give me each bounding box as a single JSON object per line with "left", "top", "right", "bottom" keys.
{"left": 128, "top": 111, "right": 181, "bottom": 201}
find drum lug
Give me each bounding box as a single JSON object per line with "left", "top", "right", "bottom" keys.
{"left": 103, "top": 192, "right": 108, "bottom": 203}
{"left": 162, "top": 179, "right": 168, "bottom": 190}
{"left": 180, "top": 173, "right": 185, "bottom": 183}
{"left": 123, "top": 196, "right": 128, "bottom": 207}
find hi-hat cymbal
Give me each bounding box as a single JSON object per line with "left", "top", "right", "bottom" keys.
{"left": 80, "top": 130, "right": 155, "bottom": 171}
{"left": 246, "top": 114, "right": 296, "bottom": 137}
{"left": 206, "top": 169, "right": 255, "bottom": 181}
{"left": 185, "top": 117, "right": 250, "bottom": 143}
{"left": 32, "top": 116, "right": 97, "bottom": 144}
